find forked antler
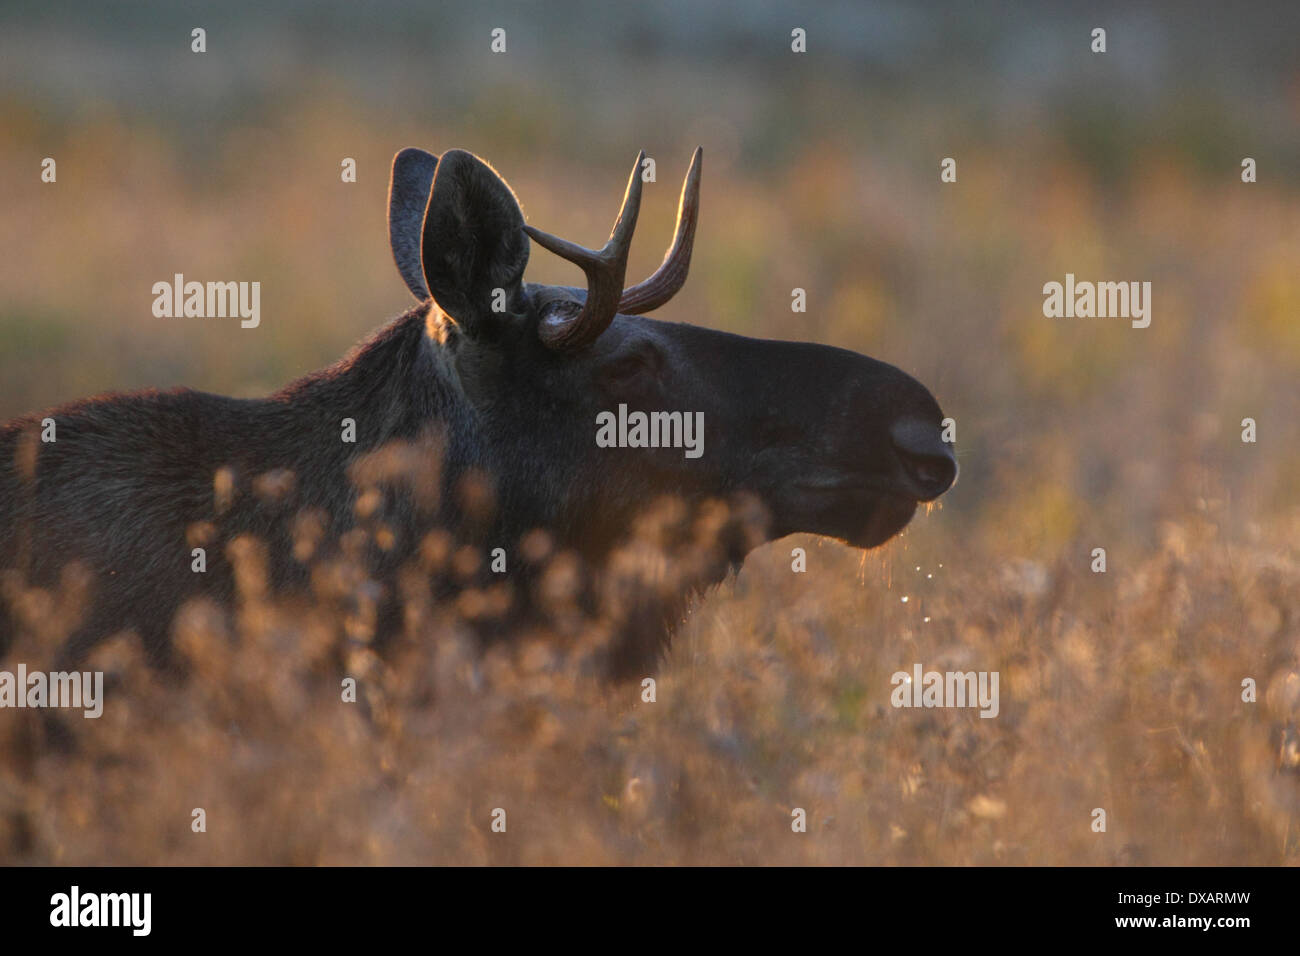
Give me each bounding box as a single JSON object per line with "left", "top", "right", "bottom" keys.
{"left": 524, "top": 147, "right": 702, "bottom": 350}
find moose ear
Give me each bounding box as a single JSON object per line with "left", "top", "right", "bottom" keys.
{"left": 420, "top": 149, "right": 529, "bottom": 335}
{"left": 388, "top": 148, "right": 439, "bottom": 301}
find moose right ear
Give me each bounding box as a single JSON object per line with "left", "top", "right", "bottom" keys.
{"left": 420, "top": 149, "right": 529, "bottom": 336}
{"left": 389, "top": 148, "right": 439, "bottom": 301}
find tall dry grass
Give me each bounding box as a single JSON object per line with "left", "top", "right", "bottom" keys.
{"left": 1, "top": 495, "right": 1297, "bottom": 864}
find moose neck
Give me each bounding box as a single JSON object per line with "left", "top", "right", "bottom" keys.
{"left": 270, "top": 307, "right": 445, "bottom": 445}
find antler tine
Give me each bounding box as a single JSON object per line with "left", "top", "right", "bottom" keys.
{"left": 525, "top": 151, "right": 645, "bottom": 350}
{"left": 618, "top": 147, "right": 702, "bottom": 316}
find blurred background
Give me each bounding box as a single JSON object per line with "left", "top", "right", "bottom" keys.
{"left": 1, "top": 0, "right": 1298, "bottom": 864}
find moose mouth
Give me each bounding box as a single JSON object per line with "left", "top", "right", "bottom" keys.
{"left": 778, "top": 424, "right": 956, "bottom": 548}
{"left": 852, "top": 493, "right": 920, "bottom": 548}
{"left": 778, "top": 480, "right": 921, "bottom": 550}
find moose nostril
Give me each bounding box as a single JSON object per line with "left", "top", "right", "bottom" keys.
{"left": 899, "top": 449, "right": 957, "bottom": 496}
{"left": 889, "top": 418, "right": 957, "bottom": 499}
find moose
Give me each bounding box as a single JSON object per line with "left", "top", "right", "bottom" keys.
{"left": 0, "top": 147, "right": 955, "bottom": 683}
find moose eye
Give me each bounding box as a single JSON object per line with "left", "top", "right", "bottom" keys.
{"left": 598, "top": 345, "right": 663, "bottom": 388}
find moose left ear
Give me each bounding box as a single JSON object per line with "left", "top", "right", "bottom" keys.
{"left": 420, "top": 149, "right": 529, "bottom": 336}
{"left": 388, "top": 148, "right": 439, "bottom": 301}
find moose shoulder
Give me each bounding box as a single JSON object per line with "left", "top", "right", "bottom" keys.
{"left": 0, "top": 147, "right": 955, "bottom": 681}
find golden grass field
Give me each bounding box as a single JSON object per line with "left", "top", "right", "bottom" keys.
{"left": 3, "top": 497, "right": 1298, "bottom": 864}
{"left": 1, "top": 4, "right": 1298, "bottom": 864}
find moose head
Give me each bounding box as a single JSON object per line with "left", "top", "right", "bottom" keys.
{"left": 389, "top": 147, "right": 955, "bottom": 566}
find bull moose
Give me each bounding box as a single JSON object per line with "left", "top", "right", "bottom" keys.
{"left": 0, "top": 147, "right": 955, "bottom": 683}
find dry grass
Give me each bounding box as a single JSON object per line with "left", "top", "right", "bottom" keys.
{"left": 1, "top": 493, "right": 1297, "bottom": 865}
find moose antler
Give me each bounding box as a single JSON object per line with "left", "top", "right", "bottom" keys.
{"left": 525, "top": 147, "right": 702, "bottom": 350}
{"left": 618, "top": 147, "right": 702, "bottom": 316}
